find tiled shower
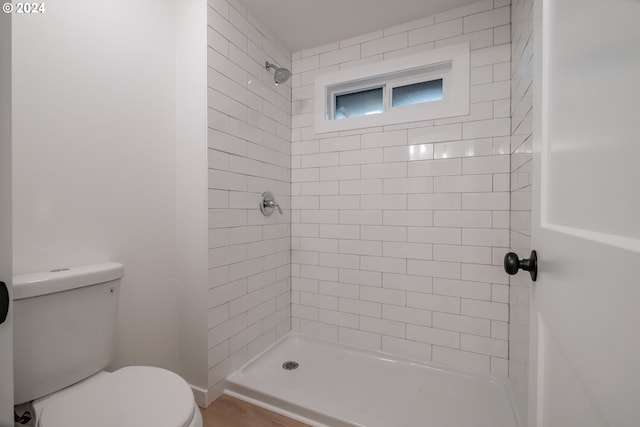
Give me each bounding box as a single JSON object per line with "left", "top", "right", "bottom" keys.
{"left": 205, "top": 0, "right": 532, "bottom": 419}
{"left": 290, "top": 0, "right": 512, "bottom": 379}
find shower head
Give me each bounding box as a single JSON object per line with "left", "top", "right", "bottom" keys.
{"left": 265, "top": 61, "right": 291, "bottom": 86}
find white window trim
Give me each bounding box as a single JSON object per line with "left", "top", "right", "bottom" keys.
{"left": 314, "top": 43, "right": 470, "bottom": 133}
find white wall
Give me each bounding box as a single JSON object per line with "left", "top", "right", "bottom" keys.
{"left": 206, "top": 0, "right": 292, "bottom": 403}
{"left": 0, "top": 9, "right": 14, "bottom": 424}
{"left": 510, "top": 0, "right": 533, "bottom": 420}
{"left": 12, "top": 0, "right": 208, "bottom": 388}
{"left": 176, "top": 0, "right": 210, "bottom": 403}
{"left": 290, "top": 0, "right": 512, "bottom": 378}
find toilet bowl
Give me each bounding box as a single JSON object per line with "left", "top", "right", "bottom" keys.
{"left": 12, "top": 263, "right": 203, "bottom": 427}
{"left": 32, "top": 367, "right": 203, "bottom": 427}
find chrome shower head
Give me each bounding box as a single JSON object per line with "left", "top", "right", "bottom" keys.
{"left": 265, "top": 61, "right": 291, "bottom": 86}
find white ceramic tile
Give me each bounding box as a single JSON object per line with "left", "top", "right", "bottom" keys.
{"left": 384, "top": 15, "right": 435, "bottom": 36}
{"left": 319, "top": 308, "right": 359, "bottom": 328}
{"left": 408, "top": 159, "right": 462, "bottom": 177}
{"left": 340, "top": 179, "right": 383, "bottom": 195}
{"left": 383, "top": 242, "right": 434, "bottom": 260}
{"left": 433, "top": 245, "right": 492, "bottom": 264}
{"left": 408, "top": 194, "right": 461, "bottom": 210}
{"left": 300, "top": 181, "right": 339, "bottom": 196}
{"left": 434, "top": 175, "right": 493, "bottom": 193}
{"left": 361, "top": 194, "right": 408, "bottom": 210}
{"left": 407, "top": 227, "right": 461, "bottom": 244}
{"left": 408, "top": 292, "right": 461, "bottom": 314}
{"left": 408, "top": 19, "right": 463, "bottom": 46}
{"left": 434, "top": 0, "right": 493, "bottom": 23}
{"left": 361, "top": 130, "right": 408, "bottom": 149}
{"left": 362, "top": 32, "right": 408, "bottom": 57}
{"left": 383, "top": 177, "right": 434, "bottom": 194}
{"left": 462, "top": 192, "right": 510, "bottom": 210}
{"left": 300, "top": 264, "right": 339, "bottom": 282}
{"left": 300, "top": 209, "right": 339, "bottom": 224}
{"left": 461, "top": 298, "right": 508, "bottom": 321}
{"left": 339, "top": 210, "right": 383, "bottom": 225}
{"left": 383, "top": 210, "right": 433, "bottom": 227}
{"left": 361, "top": 225, "right": 408, "bottom": 242}
{"left": 360, "top": 256, "right": 407, "bottom": 274}
{"left": 463, "top": 118, "right": 511, "bottom": 139}
{"left": 383, "top": 304, "right": 431, "bottom": 326}
{"left": 298, "top": 41, "right": 340, "bottom": 58}
{"left": 319, "top": 135, "right": 361, "bottom": 153}
{"left": 319, "top": 224, "right": 360, "bottom": 239}
{"left": 461, "top": 334, "right": 508, "bottom": 358}
{"left": 339, "top": 268, "right": 382, "bottom": 287}
{"left": 340, "top": 30, "right": 384, "bottom": 47}
{"left": 408, "top": 124, "right": 462, "bottom": 145}
{"left": 463, "top": 7, "right": 511, "bottom": 33}
{"left": 361, "top": 162, "right": 407, "bottom": 179}
{"left": 462, "top": 228, "right": 510, "bottom": 246}
{"left": 319, "top": 165, "right": 360, "bottom": 181}
{"left": 383, "top": 273, "right": 433, "bottom": 293}
{"left": 433, "top": 312, "right": 491, "bottom": 336}
{"left": 339, "top": 239, "right": 383, "bottom": 257}
{"left": 292, "top": 55, "right": 320, "bottom": 74}
{"left": 320, "top": 45, "right": 361, "bottom": 67}
{"left": 406, "top": 324, "right": 460, "bottom": 348}
{"left": 300, "top": 292, "right": 339, "bottom": 311}
{"left": 361, "top": 286, "right": 407, "bottom": 306}
{"left": 319, "top": 281, "right": 359, "bottom": 299}
{"left": 470, "top": 81, "right": 511, "bottom": 102}
{"left": 360, "top": 315, "right": 406, "bottom": 338}
{"left": 339, "top": 298, "right": 382, "bottom": 317}
{"left": 382, "top": 336, "right": 432, "bottom": 361}
{"left": 433, "top": 278, "right": 491, "bottom": 300}
{"left": 338, "top": 327, "right": 382, "bottom": 350}
{"left": 340, "top": 148, "right": 383, "bottom": 165}
{"left": 407, "top": 259, "right": 461, "bottom": 279}
{"left": 470, "top": 44, "right": 511, "bottom": 67}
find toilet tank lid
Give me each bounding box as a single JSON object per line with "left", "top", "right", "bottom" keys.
{"left": 13, "top": 262, "right": 124, "bottom": 300}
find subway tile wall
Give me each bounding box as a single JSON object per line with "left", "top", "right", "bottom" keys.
{"left": 290, "top": 0, "right": 512, "bottom": 378}
{"left": 206, "top": 0, "right": 291, "bottom": 402}
{"left": 510, "top": 0, "right": 533, "bottom": 417}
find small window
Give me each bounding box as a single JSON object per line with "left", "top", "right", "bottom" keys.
{"left": 391, "top": 79, "right": 443, "bottom": 107}
{"left": 335, "top": 87, "right": 383, "bottom": 119}
{"left": 314, "top": 43, "right": 470, "bottom": 133}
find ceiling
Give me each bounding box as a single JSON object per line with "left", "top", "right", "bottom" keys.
{"left": 237, "top": 0, "right": 480, "bottom": 53}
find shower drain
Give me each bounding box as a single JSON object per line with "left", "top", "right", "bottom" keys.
{"left": 282, "top": 361, "right": 299, "bottom": 370}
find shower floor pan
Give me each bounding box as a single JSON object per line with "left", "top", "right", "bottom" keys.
{"left": 225, "top": 333, "right": 519, "bottom": 427}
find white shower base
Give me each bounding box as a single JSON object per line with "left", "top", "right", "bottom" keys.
{"left": 225, "top": 333, "right": 519, "bottom": 427}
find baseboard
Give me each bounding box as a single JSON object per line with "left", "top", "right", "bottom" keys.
{"left": 206, "top": 382, "right": 225, "bottom": 406}
{"left": 189, "top": 384, "right": 208, "bottom": 408}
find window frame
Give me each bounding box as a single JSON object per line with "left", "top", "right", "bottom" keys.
{"left": 331, "top": 83, "right": 385, "bottom": 120}
{"left": 314, "top": 43, "right": 470, "bottom": 133}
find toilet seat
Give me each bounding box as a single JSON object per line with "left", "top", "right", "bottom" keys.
{"left": 33, "top": 366, "right": 199, "bottom": 427}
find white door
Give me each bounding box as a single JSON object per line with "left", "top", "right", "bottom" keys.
{"left": 530, "top": 0, "right": 640, "bottom": 426}
{"left": 0, "top": 10, "right": 13, "bottom": 427}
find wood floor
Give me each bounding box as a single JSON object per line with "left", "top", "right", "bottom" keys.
{"left": 201, "top": 394, "right": 310, "bottom": 427}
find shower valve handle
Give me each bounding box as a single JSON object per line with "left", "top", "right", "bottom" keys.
{"left": 260, "top": 191, "right": 283, "bottom": 216}
{"left": 266, "top": 199, "right": 283, "bottom": 214}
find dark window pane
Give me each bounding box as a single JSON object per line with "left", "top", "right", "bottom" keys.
{"left": 392, "top": 79, "right": 443, "bottom": 107}
{"left": 335, "top": 87, "right": 383, "bottom": 119}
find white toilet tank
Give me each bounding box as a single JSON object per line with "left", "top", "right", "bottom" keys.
{"left": 13, "top": 262, "right": 124, "bottom": 405}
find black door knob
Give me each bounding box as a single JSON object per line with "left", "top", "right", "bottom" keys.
{"left": 0, "top": 281, "right": 8, "bottom": 325}
{"left": 504, "top": 251, "right": 538, "bottom": 281}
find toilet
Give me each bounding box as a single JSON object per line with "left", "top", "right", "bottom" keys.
{"left": 13, "top": 262, "right": 203, "bottom": 427}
